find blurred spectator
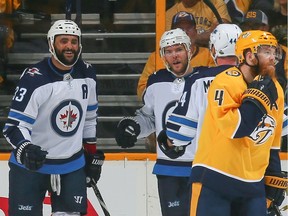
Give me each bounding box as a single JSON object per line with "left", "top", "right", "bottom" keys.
{"left": 240, "top": 8, "right": 287, "bottom": 93}
{"left": 225, "top": 0, "right": 252, "bottom": 24}
{"left": 239, "top": 9, "right": 269, "bottom": 31}
{"left": 269, "top": 0, "right": 287, "bottom": 46}
{"left": 249, "top": 0, "right": 275, "bottom": 19}
{"left": 0, "top": 0, "right": 21, "bottom": 89}
{"left": 138, "top": 11, "right": 215, "bottom": 100}
{"left": 165, "top": 0, "right": 231, "bottom": 47}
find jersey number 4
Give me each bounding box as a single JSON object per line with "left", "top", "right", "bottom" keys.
{"left": 214, "top": 89, "right": 224, "bottom": 106}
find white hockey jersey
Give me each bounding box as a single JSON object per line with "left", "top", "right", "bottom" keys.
{"left": 166, "top": 65, "right": 233, "bottom": 159}
{"left": 135, "top": 69, "right": 195, "bottom": 177}
{"left": 3, "top": 58, "right": 98, "bottom": 174}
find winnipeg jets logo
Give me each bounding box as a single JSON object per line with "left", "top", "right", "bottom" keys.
{"left": 249, "top": 115, "right": 275, "bottom": 144}
{"left": 60, "top": 102, "right": 78, "bottom": 130}
{"left": 51, "top": 100, "right": 83, "bottom": 136}
{"left": 26, "top": 67, "right": 42, "bottom": 76}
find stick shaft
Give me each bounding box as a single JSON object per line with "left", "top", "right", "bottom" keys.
{"left": 91, "top": 180, "right": 111, "bottom": 216}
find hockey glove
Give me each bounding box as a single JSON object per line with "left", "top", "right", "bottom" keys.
{"left": 16, "top": 142, "right": 48, "bottom": 171}
{"left": 242, "top": 76, "right": 278, "bottom": 114}
{"left": 115, "top": 117, "right": 140, "bottom": 148}
{"left": 157, "top": 130, "right": 188, "bottom": 159}
{"left": 265, "top": 172, "right": 288, "bottom": 209}
{"left": 85, "top": 150, "right": 105, "bottom": 187}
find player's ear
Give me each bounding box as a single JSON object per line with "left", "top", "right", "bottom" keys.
{"left": 246, "top": 50, "right": 257, "bottom": 66}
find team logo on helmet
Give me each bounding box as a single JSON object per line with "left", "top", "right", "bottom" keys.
{"left": 249, "top": 115, "right": 275, "bottom": 144}
{"left": 51, "top": 100, "right": 83, "bottom": 136}
{"left": 242, "top": 32, "right": 251, "bottom": 38}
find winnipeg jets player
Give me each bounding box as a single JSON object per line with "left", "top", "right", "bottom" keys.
{"left": 158, "top": 23, "right": 242, "bottom": 158}
{"left": 3, "top": 20, "right": 104, "bottom": 216}
{"left": 116, "top": 28, "right": 194, "bottom": 216}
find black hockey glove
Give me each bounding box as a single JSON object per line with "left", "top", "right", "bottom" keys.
{"left": 242, "top": 76, "right": 278, "bottom": 114}
{"left": 115, "top": 117, "right": 140, "bottom": 148}
{"left": 85, "top": 150, "right": 105, "bottom": 187}
{"left": 265, "top": 172, "right": 288, "bottom": 209}
{"left": 15, "top": 142, "right": 48, "bottom": 171}
{"left": 157, "top": 130, "right": 188, "bottom": 159}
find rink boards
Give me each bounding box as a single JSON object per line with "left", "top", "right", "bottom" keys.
{"left": 0, "top": 152, "right": 287, "bottom": 216}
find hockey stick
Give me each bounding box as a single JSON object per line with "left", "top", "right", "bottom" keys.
{"left": 203, "top": 0, "right": 223, "bottom": 24}
{"left": 65, "top": 0, "right": 72, "bottom": 20}
{"left": 269, "top": 203, "right": 283, "bottom": 216}
{"left": 91, "top": 179, "right": 111, "bottom": 216}
{"left": 75, "top": 0, "right": 82, "bottom": 27}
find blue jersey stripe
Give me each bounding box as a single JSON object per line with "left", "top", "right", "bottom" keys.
{"left": 168, "top": 115, "right": 197, "bottom": 129}
{"left": 9, "top": 111, "right": 35, "bottom": 124}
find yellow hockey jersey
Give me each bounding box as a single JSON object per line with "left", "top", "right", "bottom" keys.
{"left": 191, "top": 67, "right": 284, "bottom": 196}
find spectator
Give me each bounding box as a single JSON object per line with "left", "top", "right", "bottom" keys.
{"left": 240, "top": 9, "right": 270, "bottom": 31}
{"left": 0, "top": 0, "right": 21, "bottom": 89}
{"left": 240, "top": 9, "right": 287, "bottom": 92}
{"left": 116, "top": 28, "right": 194, "bottom": 216}
{"left": 165, "top": 0, "right": 231, "bottom": 47}
{"left": 137, "top": 11, "right": 215, "bottom": 100}
{"left": 2, "top": 20, "right": 104, "bottom": 215}
{"left": 249, "top": 0, "right": 275, "bottom": 19}
{"left": 225, "top": 0, "right": 252, "bottom": 24}
{"left": 269, "top": 0, "right": 287, "bottom": 46}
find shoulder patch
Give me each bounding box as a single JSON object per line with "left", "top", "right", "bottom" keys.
{"left": 225, "top": 70, "right": 241, "bottom": 77}
{"left": 26, "top": 67, "right": 42, "bottom": 76}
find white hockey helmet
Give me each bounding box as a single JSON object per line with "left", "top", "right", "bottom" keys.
{"left": 47, "top": 20, "right": 82, "bottom": 67}
{"left": 159, "top": 28, "right": 191, "bottom": 57}
{"left": 209, "top": 24, "right": 242, "bottom": 61}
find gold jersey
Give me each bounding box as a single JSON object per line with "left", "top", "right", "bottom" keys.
{"left": 192, "top": 67, "right": 284, "bottom": 183}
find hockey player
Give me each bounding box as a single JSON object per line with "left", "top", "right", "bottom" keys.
{"left": 189, "top": 31, "right": 285, "bottom": 215}
{"left": 137, "top": 11, "right": 215, "bottom": 100}
{"left": 2, "top": 20, "right": 104, "bottom": 216}
{"left": 115, "top": 28, "right": 194, "bottom": 216}
{"left": 158, "top": 23, "right": 242, "bottom": 161}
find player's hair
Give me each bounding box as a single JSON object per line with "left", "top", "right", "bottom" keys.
{"left": 209, "top": 24, "right": 242, "bottom": 61}
{"left": 235, "top": 30, "right": 279, "bottom": 64}
{"left": 47, "top": 20, "right": 82, "bottom": 67}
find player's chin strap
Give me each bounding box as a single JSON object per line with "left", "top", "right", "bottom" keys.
{"left": 51, "top": 174, "right": 61, "bottom": 196}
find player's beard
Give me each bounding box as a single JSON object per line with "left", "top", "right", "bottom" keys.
{"left": 258, "top": 59, "right": 276, "bottom": 78}
{"left": 55, "top": 48, "right": 80, "bottom": 66}
{"left": 169, "top": 59, "right": 189, "bottom": 77}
